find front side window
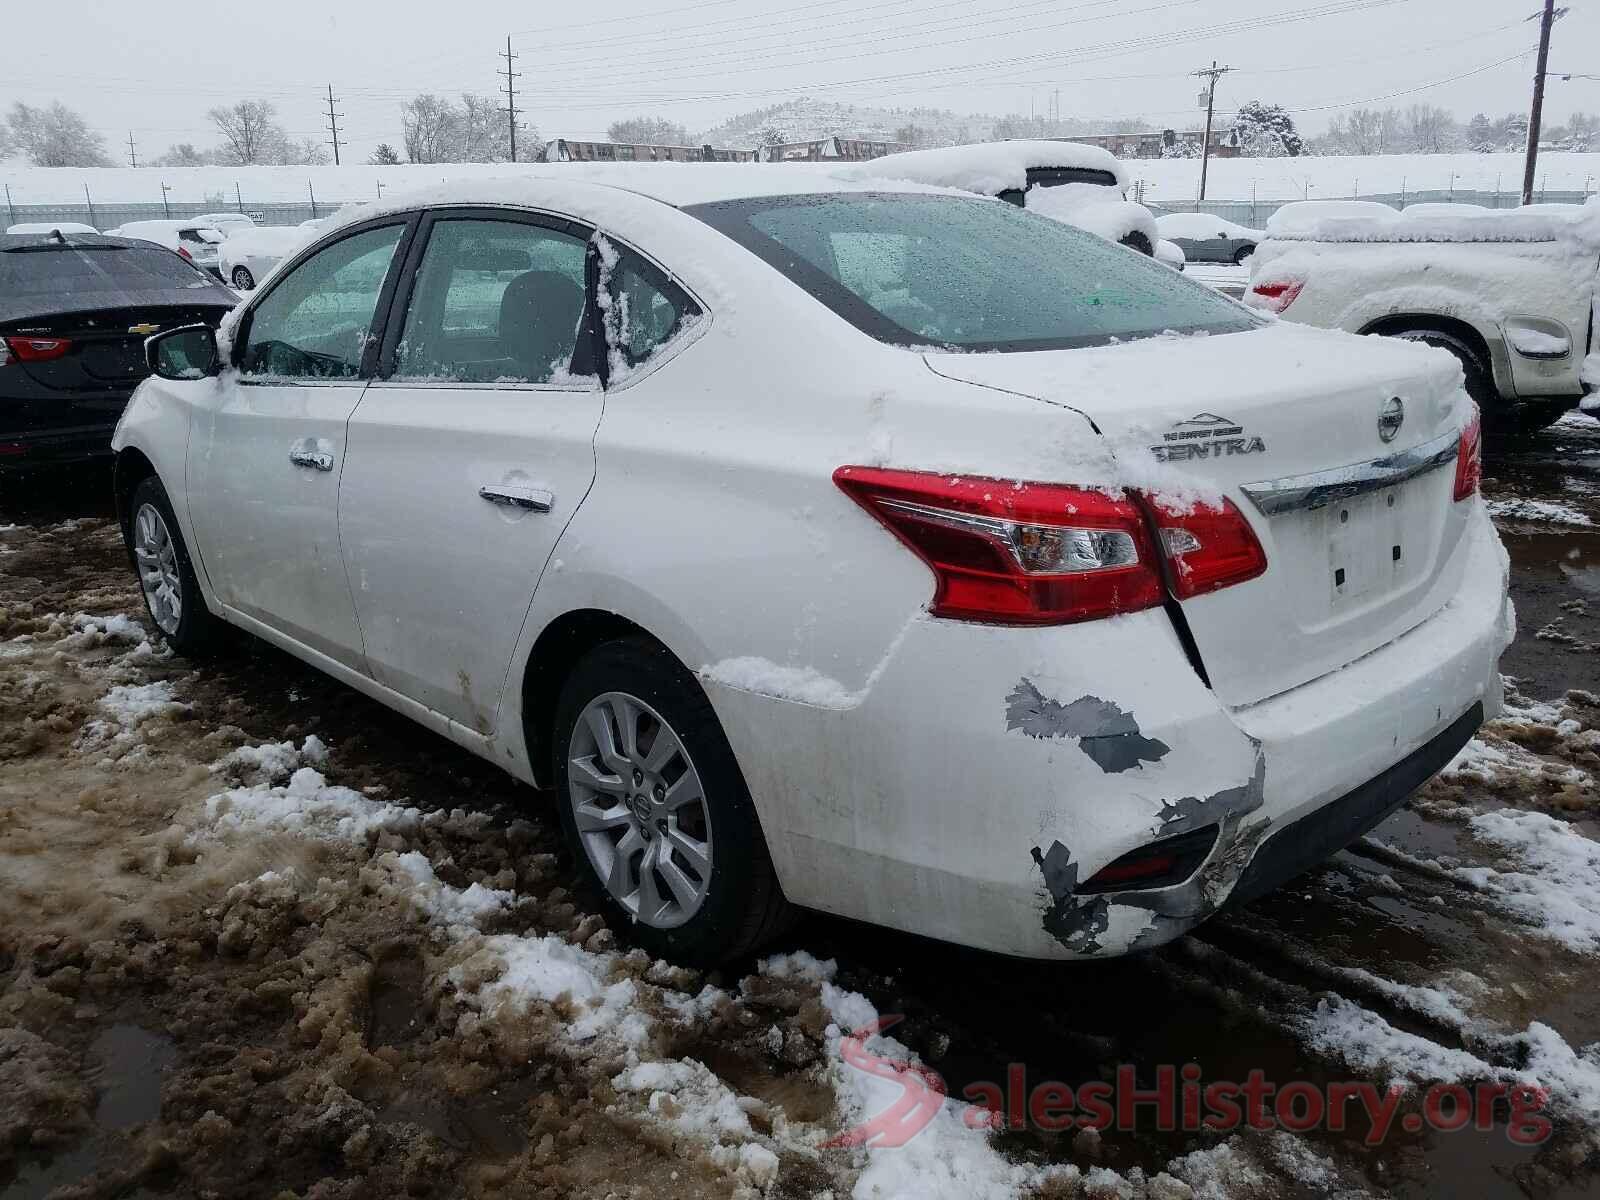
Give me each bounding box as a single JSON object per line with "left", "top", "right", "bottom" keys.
{"left": 394, "top": 218, "right": 590, "bottom": 384}
{"left": 598, "top": 240, "right": 699, "bottom": 371}
{"left": 687, "top": 193, "right": 1258, "bottom": 352}
{"left": 240, "top": 223, "right": 404, "bottom": 380}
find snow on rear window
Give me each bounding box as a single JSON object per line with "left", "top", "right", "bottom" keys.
{"left": 688, "top": 193, "right": 1257, "bottom": 352}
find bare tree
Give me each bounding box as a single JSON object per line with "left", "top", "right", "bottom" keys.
{"left": 208, "top": 100, "right": 284, "bottom": 165}
{"left": 152, "top": 142, "right": 216, "bottom": 167}
{"left": 7, "top": 101, "right": 110, "bottom": 167}
{"left": 1403, "top": 104, "right": 1459, "bottom": 154}
{"left": 606, "top": 116, "right": 688, "bottom": 146}
{"left": 401, "top": 94, "right": 458, "bottom": 164}
{"left": 0, "top": 116, "right": 12, "bottom": 160}
{"left": 370, "top": 142, "right": 401, "bottom": 166}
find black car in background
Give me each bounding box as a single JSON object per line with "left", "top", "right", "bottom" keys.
{"left": 1, "top": 231, "right": 236, "bottom": 470}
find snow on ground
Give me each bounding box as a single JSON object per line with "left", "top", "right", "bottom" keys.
{"left": 1486, "top": 497, "right": 1596, "bottom": 527}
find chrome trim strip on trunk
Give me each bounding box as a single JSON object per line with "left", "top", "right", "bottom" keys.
{"left": 1240, "top": 431, "right": 1460, "bottom": 516}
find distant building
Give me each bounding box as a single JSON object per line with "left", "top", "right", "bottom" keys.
{"left": 1052, "top": 130, "right": 1239, "bottom": 160}
{"left": 540, "top": 139, "right": 757, "bottom": 163}
{"left": 756, "top": 136, "right": 908, "bottom": 163}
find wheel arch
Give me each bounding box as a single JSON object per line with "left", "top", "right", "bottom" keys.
{"left": 520, "top": 608, "right": 667, "bottom": 788}
{"left": 112, "top": 446, "right": 158, "bottom": 534}
{"left": 1356, "top": 313, "right": 1510, "bottom": 399}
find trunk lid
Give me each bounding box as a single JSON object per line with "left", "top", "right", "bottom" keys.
{"left": 924, "top": 323, "right": 1473, "bottom": 708}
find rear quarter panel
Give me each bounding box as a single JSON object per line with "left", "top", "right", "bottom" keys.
{"left": 1251, "top": 238, "right": 1595, "bottom": 399}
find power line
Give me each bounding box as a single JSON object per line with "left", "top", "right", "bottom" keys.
{"left": 499, "top": 36, "right": 521, "bottom": 163}
{"left": 324, "top": 84, "right": 345, "bottom": 166}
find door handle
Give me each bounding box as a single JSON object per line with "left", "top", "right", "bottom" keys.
{"left": 479, "top": 484, "right": 554, "bottom": 513}
{"left": 289, "top": 448, "right": 335, "bottom": 472}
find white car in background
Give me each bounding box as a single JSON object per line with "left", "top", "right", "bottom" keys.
{"left": 219, "top": 224, "right": 315, "bottom": 290}
{"left": 106, "top": 219, "right": 226, "bottom": 278}
{"left": 194, "top": 212, "right": 257, "bottom": 234}
{"left": 845, "top": 140, "right": 1165, "bottom": 258}
{"left": 113, "top": 168, "right": 1506, "bottom": 966}
{"left": 6, "top": 221, "right": 99, "bottom": 235}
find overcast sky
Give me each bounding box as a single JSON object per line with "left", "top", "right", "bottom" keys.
{"left": 4, "top": 0, "right": 1595, "bottom": 161}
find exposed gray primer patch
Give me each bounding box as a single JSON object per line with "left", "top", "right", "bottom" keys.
{"left": 1030, "top": 750, "right": 1269, "bottom": 956}
{"left": 1005, "top": 678, "right": 1170, "bottom": 773}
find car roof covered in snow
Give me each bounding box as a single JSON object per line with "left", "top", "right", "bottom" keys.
{"left": 1266, "top": 196, "right": 1600, "bottom": 246}
{"left": 833, "top": 139, "right": 1129, "bottom": 194}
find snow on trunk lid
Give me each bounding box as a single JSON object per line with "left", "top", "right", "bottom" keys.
{"left": 925, "top": 323, "right": 1475, "bottom": 707}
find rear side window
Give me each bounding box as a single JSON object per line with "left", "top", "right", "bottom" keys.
{"left": 0, "top": 246, "right": 215, "bottom": 299}
{"left": 393, "top": 217, "right": 590, "bottom": 385}
{"left": 597, "top": 239, "right": 699, "bottom": 371}
{"left": 688, "top": 193, "right": 1257, "bottom": 352}
{"left": 240, "top": 223, "right": 404, "bottom": 380}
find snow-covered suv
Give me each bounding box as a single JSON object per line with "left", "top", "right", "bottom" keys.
{"left": 843, "top": 140, "right": 1163, "bottom": 258}
{"left": 1245, "top": 200, "right": 1600, "bottom": 432}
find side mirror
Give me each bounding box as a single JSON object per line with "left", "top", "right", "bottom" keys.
{"left": 146, "top": 324, "right": 221, "bottom": 381}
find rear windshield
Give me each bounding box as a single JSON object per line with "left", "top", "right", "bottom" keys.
{"left": 0, "top": 245, "right": 218, "bottom": 299}
{"left": 687, "top": 192, "right": 1257, "bottom": 352}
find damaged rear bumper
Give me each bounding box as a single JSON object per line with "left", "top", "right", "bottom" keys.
{"left": 706, "top": 505, "right": 1511, "bottom": 960}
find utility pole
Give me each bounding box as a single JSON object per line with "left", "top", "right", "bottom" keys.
{"left": 1195, "top": 61, "right": 1232, "bottom": 205}
{"left": 1521, "top": 0, "right": 1563, "bottom": 205}
{"left": 126, "top": 132, "right": 138, "bottom": 168}
{"left": 324, "top": 84, "right": 345, "bottom": 166}
{"left": 499, "top": 36, "right": 521, "bottom": 163}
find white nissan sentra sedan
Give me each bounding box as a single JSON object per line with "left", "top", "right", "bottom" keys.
{"left": 111, "top": 167, "right": 1510, "bottom": 965}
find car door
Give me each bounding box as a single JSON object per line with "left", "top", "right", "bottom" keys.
{"left": 187, "top": 218, "right": 413, "bottom": 667}
{"left": 337, "top": 209, "right": 608, "bottom": 732}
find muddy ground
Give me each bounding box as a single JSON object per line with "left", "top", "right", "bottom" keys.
{"left": 5, "top": 416, "right": 1600, "bottom": 1200}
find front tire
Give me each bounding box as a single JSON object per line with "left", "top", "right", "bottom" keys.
{"left": 230, "top": 265, "right": 255, "bottom": 290}
{"left": 552, "top": 636, "right": 791, "bottom": 966}
{"left": 125, "top": 475, "right": 221, "bottom": 656}
{"left": 1232, "top": 243, "right": 1255, "bottom": 265}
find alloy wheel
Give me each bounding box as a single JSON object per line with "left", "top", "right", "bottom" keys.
{"left": 567, "top": 690, "right": 713, "bottom": 928}
{"left": 133, "top": 502, "right": 183, "bottom": 636}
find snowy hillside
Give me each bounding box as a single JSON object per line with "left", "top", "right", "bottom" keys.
{"left": 692, "top": 98, "right": 998, "bottom": 149}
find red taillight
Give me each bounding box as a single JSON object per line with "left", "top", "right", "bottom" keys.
{"left": 1247, "top": 279, "right": 1304, "bottom": 314}
{"left": 833, "top": 467, "right": 1165, "bottom": 625}
{"left": 1152, "top": 498, "right": 1268, "bottom": 599}
{"left": 3, "top": 336, "right": 73, "bottom": 362}
{"left": 177, "top": 245, "right": 193, "bottom": 261}
{"left": 1454, "top": 405, "right": 1482, "bottom": 501}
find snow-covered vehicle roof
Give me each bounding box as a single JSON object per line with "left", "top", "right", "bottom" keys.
{"left": 1156, "top": 212, "right": 1264, "bottom": 240}
{"left": 1266, "top": 197, "right": 1600, "bottom": 246}
{"left": 5, "top": 221, "right": 98, "bottom": 235}
{"left": 834, "top": 139, "right": 1129, "bottom": 195}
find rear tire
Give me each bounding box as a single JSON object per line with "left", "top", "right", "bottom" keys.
{"left": 1232, "top": 243, "right": 1255, "bottom": 265}
{"left": 1119, "top": 231, "right": 1154, "bottom": 256}
{"left": 552, "top": 635, "right": 792, "bottom": 966}
{"left": 231, "top": 265, "right": 255, "bottom": 290}
{"left": 125, "top": 475, "right": 222, "bottom": 657}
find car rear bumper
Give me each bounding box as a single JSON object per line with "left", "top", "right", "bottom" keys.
{"left": 705, "top": 502, "right": 1511, "bottom": 959}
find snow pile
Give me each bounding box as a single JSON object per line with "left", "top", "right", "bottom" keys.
{"left": 59, "top": 611, "right": 149, "bottom": 649}
{"left": 836, "top": 139, "right": 1129, "bottom": 195}
{"left": 203, "top": 765, "right": 422, "bottom": 840}
{"left": 78, "top": 680, "right": 189, "bottom": 756}
{"left": 1458, "top": 809, "right": 1600, "bottom": 953}
{"left": 382, "top": 850, "right": 513, "bottom": 931}
{"left": 454, "top": 934, "right": 651, "bottom": 1046}
{"left": 1300, "top": 995, "right": 1489, "bottom": 1085}
{"left": 1485, "top": 497, "right": 1593, "bottom": 526}
{"left": 211, "top": 734, "right": 329, "bottom": 785}
{"left": 1440, "top": 736, "right": 1587, "bottom": 791}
